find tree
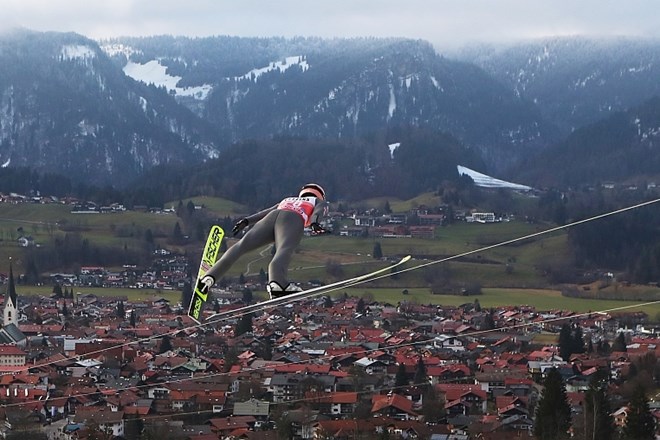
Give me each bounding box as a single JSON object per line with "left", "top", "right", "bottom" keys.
{"left": 159, "top": 335, "right": 173, "bottom": 354}
{"left": 622, "top": 385, "right": 655, "bottom": 440}
{"left": 130, "top": 310, "right": 136, "bottom": 327}
{"left": 356, "top": 297, "right": 366, "bottom": 314}
{"left": 572, "top": 326, "right": 585, "bottom": 354}
{"left": 116, "top": 301, "right": 125, "bottom": 319}
{"left": 483, "top": 312, "right": 495, "bottom": 330}
{"left": 53, "top": 283, "right": 63, "bottom": 298}
{"left": 420, "top": 386, "right": 445, "bottom": 423}
{"left": 395, "top": 363, "right": 408, "bottom": 388}
{"left": 612, "top": 332, "right": 627, "bottom": 352}
{"left": 180, "top": 282, "right": 193, "bottom": 309}
{"left": 276, "top": 413, "right": 294, "bottom": 440}
{"left": 172, "top": 222, "right": 184, "bottom": 243}
{"left": 372, "top": 242, "right": 383, "bottom": 259}
{"left": 583, "top": 371, "right": 615, "bottom": 440}
{"left": 323, "top": 296, "right": 333, "bottom": 308}
{"left": 559, "top": 323, "right": 573, "bottom": 361}
{"left": 61, "top": 300, "right": 68, "bottom": 316}
{"left": 242, "top": 288, "right": 253, "bottom": 304}
{"left": 236, "top": 313, "right": 253, "bottom": 336}
{"left": 413, "top": 357, "right": 428, "bottom": 387}
{"left": 534, "top": 368, "right": 572, "bottom": 440}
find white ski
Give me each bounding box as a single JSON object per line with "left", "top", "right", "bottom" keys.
{"left": 204, "top": 255, "right": 411, "bottom": 322}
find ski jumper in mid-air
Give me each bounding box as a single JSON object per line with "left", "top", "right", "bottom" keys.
{"left": 197, "top": 183, "right": 329, "bottom": 299}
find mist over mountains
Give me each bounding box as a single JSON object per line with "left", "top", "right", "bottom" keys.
{"left": 1, "top": 29, "right": 659, "bottom": 197}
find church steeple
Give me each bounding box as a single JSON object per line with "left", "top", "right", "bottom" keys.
{"left": 4, "top": 261, "right": 18, "bottom": 327}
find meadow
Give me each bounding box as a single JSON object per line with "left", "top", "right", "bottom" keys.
{"left": 1, "top": 196, "right": 658, "bottom": 318}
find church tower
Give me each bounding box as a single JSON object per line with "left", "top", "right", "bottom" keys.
{"left": 3, "top": 263, "right": 18, "bottom": 327}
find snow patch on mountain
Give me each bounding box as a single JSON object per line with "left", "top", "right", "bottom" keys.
{"left": 123, "top": 60, "right": 212, "bottom": 100}
{"left": 234, "top": 56, "right": 309, "bottom": 82}
{"left": 60, "top": 45, "right": 96, "bottom": 60}
{"left": 388, "top": 142, "right": 400, "bottom": 159}
{"left": 457, "top": 165, "right": 532, "bottom": 190}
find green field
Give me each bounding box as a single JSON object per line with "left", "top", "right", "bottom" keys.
{"left": 2, "top": 196, "right": 658, "bottom": 317}
{"left": 16, "top": 284, "right": 181, "bottom": 303}
{"left": 335, "top": 287, "right": 660, "bottom": 317}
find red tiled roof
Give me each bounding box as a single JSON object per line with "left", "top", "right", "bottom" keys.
{"left": 0, "top": 345, "right": 26, "bottom": 356}
{"left": 371, "top": 394, "right": 415, "bottom": 414}
{"left": 305, "top": 391, "right": 358, "bottom": 404}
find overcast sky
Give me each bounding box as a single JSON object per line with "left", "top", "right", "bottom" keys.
{"left": 3, "top": 0, "right": 659, "bottom": 50}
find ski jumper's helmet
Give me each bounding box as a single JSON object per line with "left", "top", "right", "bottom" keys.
{"left": 299, "top": 183, "right": 325, "bottom": 200}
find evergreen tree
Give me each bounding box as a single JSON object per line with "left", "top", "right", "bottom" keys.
{"left": 612, "top": 332, "right": 628, "bottom": 352}
{"left": 622, "top": 385, "right": 655, "bottom": 440}
{"left": 52, "top": 283, "right": 63, "bottom": 298}
{"left": 236, "top": 313, "right": 253, "bottom": 336}
{"left": 559, "top": 323, "right": 573, "bottom": 361}
{"left": 159, "top": 335, "right": 173, "bottom": 354}
{"left": 259, "top": 338, "right": 273, "bottom": 361}
{"left": 395, "top": 363, "right": 408, "bottom": 388}
{"left": 534, "top": 368, "right": 572, "bottom": 440}
{"left": 61, "top": 300, "right": 68, "bottom": 317}
{"left": 373, "top": 242, "right": 383, "bottom": 259}
{"left": 186, "top": 200, "right": 196, "bottom": 217}
{"left": 483, "top": 312, "right": 495, "bottom": 330}
{"left": 583, "top": 371, "right": 615, "bottom": 440}
{"left": 181, "top": 282, "right": 193, "bottom": 309}
{"left": 130, "top": 310, "right": 136, "bottom": 327}
{"left": 116, "top": 301, "right": 125, "bottom": 319}
{"left": 323, "top": 296, "right": 333, "bottom": 308}
{"left": 572, "top": 326, "right": 585, "bottom": 354}
{"left": 172, "top": 222, "right": 184, "bottom": 243}
{"left": 413, "top": 357, "right": 428, "bottom": 387}
{"left": 242, "top": 288, "right": 253, "bottom": 304}
{"left": 356, "top": 297, "right": 366, "bottom": 314}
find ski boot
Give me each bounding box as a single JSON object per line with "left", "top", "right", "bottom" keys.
{"left": 267, "top": 281, "right": 303, "bottom": 300}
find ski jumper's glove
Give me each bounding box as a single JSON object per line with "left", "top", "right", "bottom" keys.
{"left": 232, "top": 218, "right": 249, "bottom": 236}
{"left": 310, "top": 222, "right": 329, "bottom": 235}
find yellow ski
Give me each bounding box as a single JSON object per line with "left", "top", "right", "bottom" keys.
{"left": 188, "top": 225, "right": 224, "bottom": 322}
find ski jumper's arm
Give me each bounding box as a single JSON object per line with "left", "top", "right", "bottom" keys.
{"left": 244, "top": 204, "right": 279, "bottom": 225}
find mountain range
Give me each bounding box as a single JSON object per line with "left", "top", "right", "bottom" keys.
{"left": 1, "top": 29, "right": 659, "bottom": 194}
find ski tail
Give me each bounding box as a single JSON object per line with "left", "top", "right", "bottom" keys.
{"left": 188, "top": 225, "right": 225, "bottom": 323}
{"left": 204, "top": 255, "right": 412, "bottom": 322}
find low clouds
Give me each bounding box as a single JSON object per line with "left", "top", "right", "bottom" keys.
{"left": 3, "top": 0, "right": 659, "bottom": 49}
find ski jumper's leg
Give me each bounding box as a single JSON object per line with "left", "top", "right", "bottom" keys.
{"left": 204, "top": 211, "right": 278, "bottom": 281}
{"left": 269, "top": 210, "right": 304, "bottom": 286}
